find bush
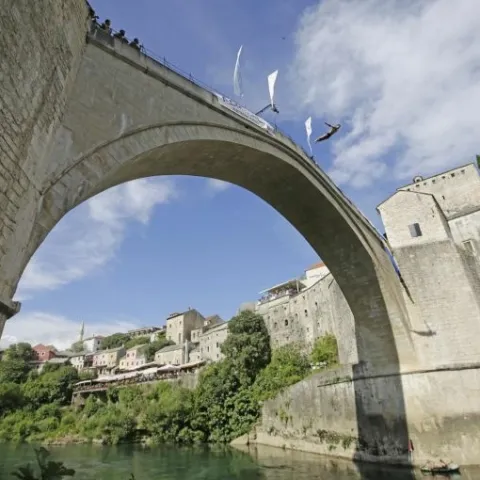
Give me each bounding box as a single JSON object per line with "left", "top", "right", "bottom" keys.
{"left": 253, "top": 344, "right": 310, "bottom": 401}
{"left": 311, "top": 333, "right": 339, "bottom": 367}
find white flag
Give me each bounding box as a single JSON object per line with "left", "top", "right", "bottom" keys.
{"left": 267, "top": 69, "right": 278, "bottom": 107}
{"left": 233, "top": 45, "right": 243, "bottom": 97}
{"left": 305, "top": 117, "right": 313, "bottom": 154}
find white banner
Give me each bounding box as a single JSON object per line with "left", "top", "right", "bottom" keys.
{"left": 267, "top": 70, "right": 278, "bottom": 107}
{"left": 214, "top": 93, "right": 275, "bottom": 135}
{"left": 305, "top": 116, "right": 313, "bottom": 154}
{"left": 233, "top": 45, "right": 243, "bottom": 97}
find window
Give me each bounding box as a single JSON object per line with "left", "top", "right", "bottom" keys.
{"left": 285, "top": 319, "right": 289, "bottom": 326}
{"left": 463, "top": 240, "right": 475, "bottom": 255}
{"left": 274, "top": 322, "right": 277, "bottom": 329}
{"left": 315, "top": 301, "right": 318, "bottom": 309}
{"left": 304, "top": 309, "right": 308, "bottom": 317}
{"left": 408, "top": 223, "right": 422, "bottom": 238}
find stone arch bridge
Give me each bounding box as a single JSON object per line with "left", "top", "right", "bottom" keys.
{"left": 0, "top": 2, "right": 417, "bottom": 376}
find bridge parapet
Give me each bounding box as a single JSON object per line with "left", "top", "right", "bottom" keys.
{"left": 86, "top": 23, "right": 385, "bottom": 247}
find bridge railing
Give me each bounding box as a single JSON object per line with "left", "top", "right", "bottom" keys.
{"left": 87, "top": 22, "right": 387, "bottom": 246}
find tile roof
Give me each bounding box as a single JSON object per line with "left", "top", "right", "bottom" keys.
{"left": 306, "top": 261, "right": 325, "bottom": 271}
{"left": 156, "top": 344, "right": 183, "bottom": 354}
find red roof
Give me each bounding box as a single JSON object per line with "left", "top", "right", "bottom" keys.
{"left": 33, "top": 344, "right": 56, "bottom": 353}
{"left": 306, "top": 261, "right": 325, "bottom": 271}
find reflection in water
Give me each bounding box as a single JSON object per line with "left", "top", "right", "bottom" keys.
{"left": 0, "top": 443, "right": 479, "bottom": 480}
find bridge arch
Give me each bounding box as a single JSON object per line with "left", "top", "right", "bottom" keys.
{"left": 0, "top": 24, "right": 418, "bottom": 375}
{"left": 15, "top": 119, "right": 415, "bottom": 373}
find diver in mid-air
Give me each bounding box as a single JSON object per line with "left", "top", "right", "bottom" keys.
{"left": 315, "top": 122, "right": 341, "bottom": 143}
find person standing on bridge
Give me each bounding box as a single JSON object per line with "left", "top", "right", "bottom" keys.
{"left": 100, "top": 18, "right": 112, "bottom": 34}
{"left": 114, "top": 29, "right": 129, "bottom": 44}
{"left": 129, "top": 38, "right": 141, "bottom": 51}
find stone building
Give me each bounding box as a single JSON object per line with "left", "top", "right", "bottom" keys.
{"left": 70, "top": 352, "right": 93, "bottom": 371}
{"left": 155, "top": 343, "right": 188, "bottom": 365}
{"left": 253, "top": 263, "right": 357, "bottom": 365}
{"left": 32, "top": 344, "right": 57, "bottom": 362}
{"left": 377, "top": 162, "right": 480, "bottom": 368}
{"left": 92, "top": 346, "right": 125, "bottom": 374}
{"left": 165, "top": 309, "right": 205, "bottom": 344}
{"left": 197, "top": 322, "right": 229, "bottom": 362}
{"left": 119, "top": 344, "right": 148, "bottom": 370}
{"left": 82, "top": 335, "right": 104, "bottom": 353}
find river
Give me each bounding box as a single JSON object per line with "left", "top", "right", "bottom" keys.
{"left": 0, "top": 443, "right": 478, "bottom": 480}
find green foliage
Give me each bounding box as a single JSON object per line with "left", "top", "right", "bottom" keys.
{"left": 4, "top": 343, "right": 36, "bottom": 362}
{"left": 70, "top": 341, "right": 84, "bottom": 353}
{"left": 22, "top": 366, "right": 79, "bottom": 409}
{"left": 476, "top": 154, "right": 480, "bottom": 168}
{"left": 143, "top": 338, "right": 174, "bottom": 362}
{"left": 311, "top": 333, "right": 339, "bottom": 367}
{"left": 0, "top": 382, "right": 24, "bottom": 416}
{"left": 0, "top": 311, "right": 313, "bottom": 447}
{"left": 0, "top": 358, "right": 32, "bottom": 384}
{"left": 100, "top": 333, "right": 130, "bottom": 350}
{"left": 11, "top": 447, "right": 75, "bottom": 480}
{"left": 221, "top": 310, "right": 271, "bottom": 385}
{"left": 124, "top": 336, "right": 150, "bottom": 350}
{"left": 253, "top": 344, "right": 310, "bottom": 401}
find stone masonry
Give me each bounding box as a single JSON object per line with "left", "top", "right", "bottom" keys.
{"left": 0, "top": 0, "right": 89, "bottom": 335}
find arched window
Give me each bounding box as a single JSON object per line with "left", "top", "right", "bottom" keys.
{"left": 285, "top": 319, "right": 289, "bottom": 326}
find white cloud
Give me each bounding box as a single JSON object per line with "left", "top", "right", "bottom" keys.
{"left": 205, "top": 178, "right": 231, "bottom": 193}
{"left": 0, "top": 311, "right": 139, "bottom": 350}
{"left": 291, "top": 0, "right": 480, "bottom": 188}
{"left": 16, "top": 179, "right": 178, "bottom": 298}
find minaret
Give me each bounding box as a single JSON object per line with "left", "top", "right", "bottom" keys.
{"left": 79, "top": 321, "right": 85, "bottom": 343}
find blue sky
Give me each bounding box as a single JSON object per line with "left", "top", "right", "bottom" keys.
{"left": 3, "top": 0, "right": 480, "bottom": 348}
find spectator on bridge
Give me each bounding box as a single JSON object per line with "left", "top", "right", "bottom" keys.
{"left": 86, "top": 2, "right": 98, "bottom": 21}
{"left": 100, "top": 19, "right": 112, "bottom": 34}
{"left": 129, "top": 38, "right": 141, "bottom": 51}
{"left": 114, "top": 29, "right": 128, "bottom": 43}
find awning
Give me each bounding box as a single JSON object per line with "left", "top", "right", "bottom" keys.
{"left": 140, "top": 367, "right": 158, "bottom": 376}
{"left": 158, "top": 364, "right": 180, "bottom": 372}
{"left": 258, "top": 278, "right": 304, "bottom": 295}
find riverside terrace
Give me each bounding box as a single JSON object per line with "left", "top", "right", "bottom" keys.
{"left": 71, "top": 360, "right": 205, "bottom": 403}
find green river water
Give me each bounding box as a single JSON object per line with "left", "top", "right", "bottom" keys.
{"left": 0, "top": 443, "right": 478, "bottom": 480}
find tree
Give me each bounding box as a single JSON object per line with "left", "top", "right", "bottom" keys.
{"left": 0, "top": 358, "right": 31, "bottom": 384}
{"left": 4, "top": 343, "right": 36, "bottom": 362}
{"left": 221, "top": 311, "right": 271, "bottom": 385}
{"left": 70, "top": 341, "right": 84, "bottom": 353}
{"left": 476, "top": 154, "right": 480, "bottom": 169}
{"left": 0, "top": 382, "right": 24, "bottom": 416}
{"left": 144, "top": 338, "right": 174, "bottom": 362}
{"left": 100, "top": 333, "right": 130, "bottom": 350}
{"left": 124, "top": 336, "right": 150, "bottom": 350}
{"left": 22, "top": 366, "right": 79, "bottom": 408}
{"left": 253, "top": 344, "right": 310, "bottom": 401}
